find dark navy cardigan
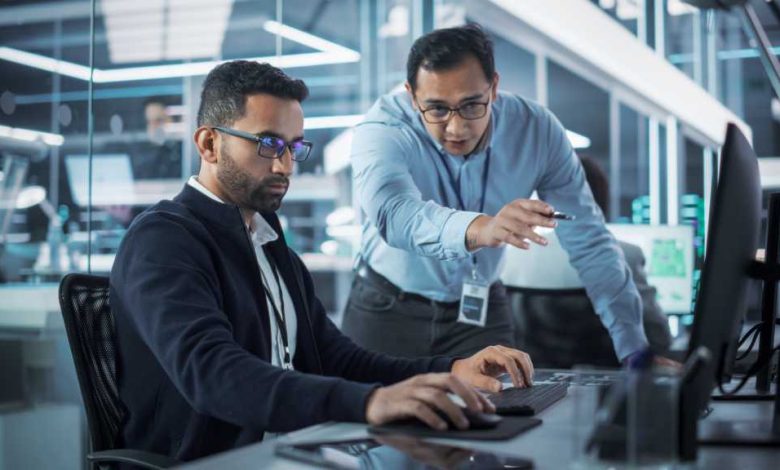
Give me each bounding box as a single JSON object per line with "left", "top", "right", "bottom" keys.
{"left": 110, "top": 184, "right": 453, "bottom": 461}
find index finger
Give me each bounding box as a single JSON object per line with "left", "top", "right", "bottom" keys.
{"left": 420, "top": 374, "right": 485, "bottom": 413}
{"left": 514, "top": 199, "right": 554, "bottom": 216}
{"left": 444, "top": 375, "right": 486, "bottom": 413}
{"left": 495, "top": 345, "right": 535, "bottom": 386}
{"left": 481, "top": 347, "right": 526, "bottom": 388}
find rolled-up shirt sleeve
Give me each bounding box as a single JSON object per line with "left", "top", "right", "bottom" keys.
{"left": 352, "top": 122, "right": 480, "bottom": 260}
{"left": 536, "top": 111, "right": 649, "bottom": 361}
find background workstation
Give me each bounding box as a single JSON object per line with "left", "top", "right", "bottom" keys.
{"left": 1, "top": 0, "right": 780, "bottom": 469}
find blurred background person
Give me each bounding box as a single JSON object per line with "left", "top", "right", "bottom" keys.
{"left": 504, "top": 155, "right": 673, "bottom": 368}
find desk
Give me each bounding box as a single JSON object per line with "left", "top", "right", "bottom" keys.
{"left": 177, "top": 386, "right": 780, "bottom": 469}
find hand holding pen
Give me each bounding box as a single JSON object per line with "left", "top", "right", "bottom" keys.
{"left": 465, "top": 199, "right": 575, "bottom": 251}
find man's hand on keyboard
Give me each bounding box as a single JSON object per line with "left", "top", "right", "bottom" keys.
{"left": 451, "top": 345, "right": 534, "bottom": 393}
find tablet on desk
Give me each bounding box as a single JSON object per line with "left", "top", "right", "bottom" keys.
{"left": 275, "top": 436, "right": 533, "bottom": 469}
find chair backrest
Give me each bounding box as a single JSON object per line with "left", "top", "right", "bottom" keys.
{"left": 507, "top": 286, "right": 620, "bottom": 369}
{"left": 59, "top": 273, "right": 125, "bottom": 453}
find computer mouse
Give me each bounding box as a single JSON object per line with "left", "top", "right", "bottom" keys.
{"left": 433, "top": 407, "right": 503, "bottom": 430}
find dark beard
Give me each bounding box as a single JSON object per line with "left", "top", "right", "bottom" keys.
{"left": 216, "top": 143, "right": 288, "bottom": 213}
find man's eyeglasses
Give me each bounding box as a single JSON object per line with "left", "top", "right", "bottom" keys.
{"left": 212, "top": 127, "right": 313, "bottom": 162}
{"left": 414, "top": 84, "right": 493, "bottom": 124}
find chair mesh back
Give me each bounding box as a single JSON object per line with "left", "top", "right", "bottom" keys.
{"left": 59, "top": 274, "right": 125, "bottom": 452}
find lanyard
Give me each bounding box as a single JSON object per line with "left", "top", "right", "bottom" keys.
{"left": 434, "top": 147, "right": 491, "bottom": 274}
{"left": 260, "top": 253, "right": 291, "bottom": 368}
{"left": 434, "top": 147, "right": 491, "bottom": 215}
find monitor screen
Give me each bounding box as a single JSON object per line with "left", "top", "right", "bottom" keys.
{"left": 607, "top": 224, "right": 695, "bottom": 315}
{"left": 65, "top": 154, "right": 135, "bottom": 206}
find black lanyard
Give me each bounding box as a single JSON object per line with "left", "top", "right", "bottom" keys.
{"left": 434, "top": 147, "right": 491, "bottom": 270}
{"left": 434, "top": 147, "right": 491, "bottom": 214}
{"left": 260, "top": 253, "right": 291, "bottom": 368}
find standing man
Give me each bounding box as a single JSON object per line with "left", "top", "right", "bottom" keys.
{"left": 344, "top": 24, "right": 649, "bottom": 362}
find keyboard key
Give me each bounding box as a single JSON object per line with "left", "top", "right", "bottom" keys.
{"left": 487, "top": 383, "right": 568, "bottom": 416}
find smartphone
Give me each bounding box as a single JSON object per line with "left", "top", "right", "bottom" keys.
{"left": 275, "top": 437, "right": 534, "bottom": 469}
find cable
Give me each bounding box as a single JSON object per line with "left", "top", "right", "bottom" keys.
{"left": 736, "top": 325, "right": 762, "bottom": 361}
{"left": 738, "top": 322, "right": 763, "bottom": 346}
{"left": 717, "top": 345, "right": 780, "bottom": 396}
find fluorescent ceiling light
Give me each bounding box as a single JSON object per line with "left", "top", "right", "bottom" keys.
{"left": 566, "top": 130, "right": 591, "bottom": 149}
{"left": 599, "top": 0, "right": 640, "bottom": 20}
{"left": 378, "top": 5, "right": 410, "bottom": 38}
{"left": 326, "top": 225, "right": 362, "bottom": 238}
{"left": 263, "top": 20, "right": 358, "bottom": 58}
{"left": 0, "top": 124, "right": 64, "bottom": 146}
{"left": 304, "top": 114, "right": 363, "bottom": 130}
{"left": 0, "top": 47, "right": 92, "bottom": 81}
{"left": 101, "top": 0, "right": 232, "bottom": 64}
{"left": 667, "top": 0, "right": 697, "bottom": 16}
{"left": 326, "top": 206, "right": 356, "bottom": 226}
{"left": 324, "top": 128, "right": 354, "bottom": 174}
{"left": 15, "top": 186, "right": 47, "bottom": 209}
{"left": 0, "top": 20, "right": 359, "bottom": 83}
{"left": 615, "top": 0, "right": 640, "bottom": 20}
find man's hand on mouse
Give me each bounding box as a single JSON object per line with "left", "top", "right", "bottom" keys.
{"left": 364, "top": 373, "right": 494, "bottom": 430}
{"left": 451, "top": 345, "right": 535, "bottom": 393}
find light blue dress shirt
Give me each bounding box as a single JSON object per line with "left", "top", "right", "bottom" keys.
{"left": 350, "top": 90, "right": 648, "bottom": 360}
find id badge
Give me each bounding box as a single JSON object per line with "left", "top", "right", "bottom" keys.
{"left": 457, "top": 274, "right": 489, "bottom": 327}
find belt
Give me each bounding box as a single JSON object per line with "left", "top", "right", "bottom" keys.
{"left": 356, "top": 262, "right": 461, "bottom": 309}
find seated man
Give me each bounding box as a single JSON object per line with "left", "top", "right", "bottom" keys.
{"left": 111, "top": 60, "right": 534, "bottom": 463}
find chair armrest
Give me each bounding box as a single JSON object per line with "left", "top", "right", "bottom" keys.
{"left": 87, "top": 449, "right": 179, "bottom": 469}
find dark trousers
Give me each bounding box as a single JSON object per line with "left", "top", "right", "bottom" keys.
{"left": 341, "top": 270, "right": 515, "bottom": 358}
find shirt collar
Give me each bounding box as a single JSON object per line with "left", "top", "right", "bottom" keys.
{"left": 186, "top": 176, "right": 279, "bottom": 245}
{"left": 187, "top": 175, "right": 224, "bottom": 203}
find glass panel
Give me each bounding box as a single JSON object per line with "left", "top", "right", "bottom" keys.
{"left": 665, "top": 0, "right": 699, "bottom": 81}
{"left": 590, "top": 0, "right": 643, "bottom": 38}
{"left": 0, "top": 1, "right": 92, "bottom": 468}
{"left": 547, "top": 60, "right": 610, "bottom": 215}
{"left": 493, "top": 36, "right": 536, "bottom": 100}
{"left": 658, "top": 122, "right": 668, "bottom": 224}
{"left": 378, "top": 0, "right": 415, "bottom": 93}
{"left": 618, "top": 104, "right": 650, "bottom": 223}
{"left": 681, "top": 136, "right": 705, "bottom": 271}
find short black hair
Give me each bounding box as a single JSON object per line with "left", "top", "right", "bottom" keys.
{"left": 406, "top": 23, "right": 495, "bottom": 91}
{"left": 579, "top": 155, "right": 610, "bottom": 216}
{"left": 196, "top": 60, "right": 309, "bottom": 127}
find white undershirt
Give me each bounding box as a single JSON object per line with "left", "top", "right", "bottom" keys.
{"left": 187, "top": 176, "right": 298, "bottom": 370}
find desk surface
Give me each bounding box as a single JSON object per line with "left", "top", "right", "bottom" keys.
{"left": 177, "top": 386, "right": 780, "bottom": 470}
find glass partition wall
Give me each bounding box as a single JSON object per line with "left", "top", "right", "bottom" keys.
{"left": 0, "top": 0, "right": 770, "bottom": 467}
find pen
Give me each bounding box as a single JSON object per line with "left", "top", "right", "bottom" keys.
{"left": 551, "top": 211, "right": 576, "bottom": 221}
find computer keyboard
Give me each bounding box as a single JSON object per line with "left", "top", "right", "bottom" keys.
{"left": 487, "top": 382, "right": 568, "bottom": 416}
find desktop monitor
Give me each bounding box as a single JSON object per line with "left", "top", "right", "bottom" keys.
{"left": 65, "top": 154, "right": 136, "bottom": 206}
{"left": 680, "top": 123, "right": 764, "bottom": 454}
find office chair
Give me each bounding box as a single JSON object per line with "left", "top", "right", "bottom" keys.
{"left": 59, "top": 273, "right": 177, "bottom": 470}
{"left": 508, "top": 286, "right": 621, "bottom": 369}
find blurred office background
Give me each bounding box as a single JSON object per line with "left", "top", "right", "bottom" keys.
{"left": 0, "top": 0, "right": 778, "bottom": 468}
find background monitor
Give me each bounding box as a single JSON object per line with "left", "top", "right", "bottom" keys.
{"left": 65, "top": 154, "right": 135, "bottom": 206}
{"left": 607, "top": 224, "right": 695, "bottom": 315}
{"left": 500, "top": 224, "right": 695, "bottom": 316}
